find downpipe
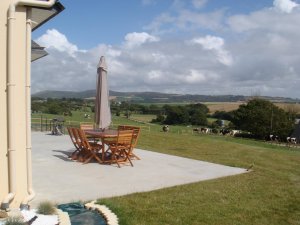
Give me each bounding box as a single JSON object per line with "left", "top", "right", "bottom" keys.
{"left": 1, "top": 0, "right": 56, "bottom": 211}
{"left": 20, "top": 12, "right": 35, "bottom": 210}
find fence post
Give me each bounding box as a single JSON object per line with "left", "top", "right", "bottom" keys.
{"left": 40, "top": 115, "right": 43, "bottom": 132}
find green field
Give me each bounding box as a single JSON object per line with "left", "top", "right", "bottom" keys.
{"left": 129, "top": 114, "right": 156, "bottom": 123}
{"left": 97, "top": 121, "right": 299, "bottom": 225}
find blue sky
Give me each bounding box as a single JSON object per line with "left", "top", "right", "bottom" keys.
{"left": 32, "top": 0, "right": 300, "bottom": 98}
{"left": 33, "top": 0, "right": 272, "bottom": 48}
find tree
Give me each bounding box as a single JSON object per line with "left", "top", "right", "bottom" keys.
{"left": 232, "top": 99, "right": 295, "bottom": 139}
{"left": 187, "top": 103, "right": 208, "bottom": 126}
{"left": 151, "top": 114, "right": 165, "bottom": 123}
{"left": 164, "top": 106, "right": 189, "bottom": 125}
{"left": 212, "top": 110, "right": 233, "bottom": 121}
{"left": 190, "top": 110, "right": 208, "bottom": 125}
{"left": 162, "top": 104, "right": 209, "bottom": 125}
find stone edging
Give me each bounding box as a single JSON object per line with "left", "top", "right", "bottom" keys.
{"left": 56, "top": 208, "right": 71, "bottom": 225}
{"left": 85, "top": 201, "right": 119, "bottom": 225}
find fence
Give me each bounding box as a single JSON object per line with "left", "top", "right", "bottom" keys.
{"left": 31, "top": 115, "right": 151, "bottom": 134}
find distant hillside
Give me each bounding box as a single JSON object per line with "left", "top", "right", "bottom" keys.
{"left": 32, "top": 90, "right": 96, "bottom": 99}
{"left": 32, "top": 90, "right": 300, "bottom": 103}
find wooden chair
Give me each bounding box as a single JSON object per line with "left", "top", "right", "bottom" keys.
{"left": 80, "top": 123, "right": 98, "bottom": 143}
{"left": 118, "top": 125, "right": 141, "bottom": 160}
{"left": 80, "top": 123, "right": 94, "bottom": 130}
{"left": 106, "top": 129, "right": 134, "bottom": 168}
{"left": 67, "top": 127, "right": 84, "bottom": 160}
{"left": 77, "top": 128, "right": 102, "bottom": 164}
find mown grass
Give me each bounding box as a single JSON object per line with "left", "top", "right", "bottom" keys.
{"left": 97, "top": 127, "right": 300, "bottom": 225}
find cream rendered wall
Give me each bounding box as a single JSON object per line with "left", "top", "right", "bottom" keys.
{"left": 1, "top": 0, "right": 30, "bottom": 209}
{"left": 0, "top": 0, "right": 9, "bottom": 204}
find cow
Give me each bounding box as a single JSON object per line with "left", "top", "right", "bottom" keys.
{"left": 230, "top": 130, "right": 241, "bottom": 136}
{"left": 220, "top": 129, "right": 231, "bottom": 135}
{"left": 162, "top": 125, "right": 169, "bottom": 132}
{"left": 193, "top": 128, "right": 200, "bottom": 133}
{"left": 268, "top": 134, "right": 280, "bottom": 142}
{"left": 201, "top": 127, "right": 211, "bottom": 134}
{"left": 287, "top": 137, "right": 297, "bottom": 144}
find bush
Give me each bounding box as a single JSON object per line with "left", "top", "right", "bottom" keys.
{"left": 37, "top": 201, "right": 56, "bottom": 215}
{"left": 151, "top": 114, "right": 165, "bottom": 123}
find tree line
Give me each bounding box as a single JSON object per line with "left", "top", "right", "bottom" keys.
{"left": 32, "top": 97, "right": 297, "bottom": 140}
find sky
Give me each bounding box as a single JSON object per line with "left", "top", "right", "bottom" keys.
{"left": 31, "top": 0, "right": 300, "bottom": 98}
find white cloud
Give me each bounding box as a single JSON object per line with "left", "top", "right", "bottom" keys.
{"left": 35, "top": 29, "right": 79, "bottom": 56}
{"left": 273, "top": 0, "right": 298, "bottom": 13}
{"left": 185, "top": 69, "right": 206, "bottom": 83}
{"left": 145, "top": 9, "right": 224, "bottom": 34}
{"left": 191, "top": 35, "right": 233, "bottom": 66}
{"left": 124, "top": 32, "right": 160, "bottom": 48}
{"left": 192, "top": 0, "right": 208, "bottom": 9}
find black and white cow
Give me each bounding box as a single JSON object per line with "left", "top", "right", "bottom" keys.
{"left": 287, "top": 137, "right": 297, "bottom": 144}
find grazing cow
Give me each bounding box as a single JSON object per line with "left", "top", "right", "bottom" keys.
{"left": 193, "top": 128, "right": 200, "bottom": 133}
{"left": 201, "top": 127, "right": 211, "bottom": 134}
{"left": 268, "top": 134, "right": 280, "bottom": 142}
{"left": 220, "top": 129, "right": 231, "bottom": 135}
{"left": 230, "top": 130, "right": 241, "bottom": 136}
{"left": 287, "top": 137, "right": 297, "bottom": 144}
{"left": 162, "top": 125, "right": 169, "bottom": 132}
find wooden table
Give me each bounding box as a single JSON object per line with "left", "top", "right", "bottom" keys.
{"left": 84, "top": 129, "right": 118, "bottom": 162}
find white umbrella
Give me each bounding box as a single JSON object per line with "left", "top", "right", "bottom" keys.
{"left": 95, "top": 56, "right": 111, "bottom": 130}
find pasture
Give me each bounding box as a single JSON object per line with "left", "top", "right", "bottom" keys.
{"left": 97, "top": 125, "right": 300, "bottom": 225}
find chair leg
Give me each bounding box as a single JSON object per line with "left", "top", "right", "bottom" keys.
{"left": 111, "top": 150, "right": 121, "bottom": 168}
{"left": 124, "top": 150, "right": 134, "bottom": 167}
{"left": 130, "top": 153, "right": 140, "bottom": 160}
{"left": 83, "top": 153, "right": 93, "bottom": 164}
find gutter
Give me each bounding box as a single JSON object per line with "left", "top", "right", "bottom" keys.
{"left": 1, "top": 0, "right": 56, "bottom": 211}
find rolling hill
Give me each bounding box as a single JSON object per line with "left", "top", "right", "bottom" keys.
{"left": 32, "top": 90, "right": 300, "bottom": 103}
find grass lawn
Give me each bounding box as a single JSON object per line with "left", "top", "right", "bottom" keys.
{"left": 96, "top": 128, "right": 300, "bottom": 225}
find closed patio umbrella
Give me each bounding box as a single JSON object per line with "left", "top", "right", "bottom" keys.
{"left": 95, "top": 56, "right": 111, "bottom": 130}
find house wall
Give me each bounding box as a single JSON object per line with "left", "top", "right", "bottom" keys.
{"left": 0, "top": 0, "right": 9, "bottom": 205}
{"left": 0, "top": 0, "right": 29, "bottom": 209}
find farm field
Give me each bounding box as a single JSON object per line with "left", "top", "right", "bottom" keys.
{"left": 206, "top": 101, "right": 300, "bottom": 114}
{"left": 205, "top": 102, "right": 244, "bottom": 113}
{"left": 129, "top": 114, "right": 156, "bottom": 123}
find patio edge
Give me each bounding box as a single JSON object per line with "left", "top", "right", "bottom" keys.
{"left": 85, "top": 201, "right": 119, "bottom": 225}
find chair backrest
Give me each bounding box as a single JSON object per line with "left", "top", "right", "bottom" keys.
{"left": 116, "top": 129, "right": 134, "bottom": 148}
{"left": 80, "top": 123, "right": 94, "bottom": 130}
{"left": 77, "top": 128, "right": 93, "bottom": 150}
{"left": 71, "top": 128, "right": 86, "bottom": 150}
{"left": 67, "top": 127, "right": 77, "bottom": 149}
{"left": 67, "top": 127, "right": 83, "bottom": 150}
{"left": 118, "top": 125, "right": 140, "bottom": 147}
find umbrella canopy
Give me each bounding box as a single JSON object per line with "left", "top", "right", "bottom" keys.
{"left": 95, "top": 56, "right": 111, "bottom": 129}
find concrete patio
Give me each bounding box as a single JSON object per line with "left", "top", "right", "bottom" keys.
{"left": 30, "top": 132, "right": 247, "bottom": 207}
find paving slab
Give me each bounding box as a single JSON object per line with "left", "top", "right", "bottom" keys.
{"left": 30, "top": 132, "right": 247, "bottom": 207}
